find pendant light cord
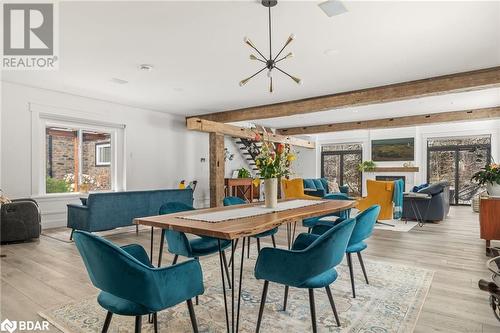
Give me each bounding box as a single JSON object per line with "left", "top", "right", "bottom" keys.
{"left": 268, "top": 5, "right": 272, "bottom": 60}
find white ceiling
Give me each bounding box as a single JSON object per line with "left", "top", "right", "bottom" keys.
{"left": 2, "top": 1, "right": 500, "bottom": 125}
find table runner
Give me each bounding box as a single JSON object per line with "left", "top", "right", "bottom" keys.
{"left": 179, "top": 199, "right": 326, "bottom": 223}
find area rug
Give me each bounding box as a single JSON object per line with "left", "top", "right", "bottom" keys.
{"left": 39, "top": 246, "right": 433, "bottom": 333}
{"left": 42, "top": 225, "right": 151, "bottom": 243}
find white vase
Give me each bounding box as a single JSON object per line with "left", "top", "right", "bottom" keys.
{"left": 487, "top": 182, "right": 500, "bottom": 197}
{"left": 264, "top": 178, "right": 278, "bottom": 209}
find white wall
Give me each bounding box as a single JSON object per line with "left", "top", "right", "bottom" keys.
{"left": 310, "top": 120, "right": 500, "bottom": 195}
{"left": 0, "top": 82, "right": 210, "bottom": 228}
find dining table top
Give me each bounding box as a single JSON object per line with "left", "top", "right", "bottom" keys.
{"left": 134, "top": 199, "right": 357, "bottom": 240}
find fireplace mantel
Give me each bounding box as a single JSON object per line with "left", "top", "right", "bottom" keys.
{"left": 372, "top": 167, "right": 419, "bottom": 173}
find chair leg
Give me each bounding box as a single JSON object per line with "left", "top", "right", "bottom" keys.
{"left": 172, "top": 254, "right": 178, "bottom": 265}
{"left": 307, "top": 227, "right": 311, "bottom": 234}
{"left": 158, "top": 231, "right": 165, "bottom": 267}
{"left": 135, "top": 315, "right": 142, "bottom": 333}
{"left": 357, "top": 252, "right": 369, "bottom": 284}
{"left": 101, "top": 311, "right": 113, "bottom": 333}
{"left": 186, "top": 299, "right": 199, "bottom": 333}
{"left": 283, "top": 286, "right": 289, "bottom": 311}
{"left": 256, "top": 238, "right": 261, "bottom": 252}
{"left": 229, "top": 238, "right": 239, "bottom": 267}
{"left": 346, "top": 253, "right": 356, "bottom": 298}
{"left": 247, "top": 237, "right": 251, "bottom": 258}
{"left": 325, "top": 286, "right": 341, "bottom": 327}
{"left": 136, "top": 224, "right": 139, "bottom": 234}
{"left": 69, "top": 229, "right": 74, "bottom": 241}
{"left": 152, "top": 313, "right": 158, "bottom": 333}
{"left": 256, "top": 280, "right": 269, "bottom": 333}
{"left": 195, "top": 295, "right": 199, "bottom": 305}
{"left": 271, "top": 235, "right": 277, "bottom": 248}
{"left": 308, "top": 289, "right": 317, "bottom": 333}
{"left": 221, "top": 251, "right": 232, "bottom": 289}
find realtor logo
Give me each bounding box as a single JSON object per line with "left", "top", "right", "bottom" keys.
{"left": 2, "top": 2, "right": 58, "bottom": 69}
{"left": 0, "top": 319, "right": 17, "bottom": 333}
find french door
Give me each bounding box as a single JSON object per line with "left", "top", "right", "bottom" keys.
{"left": 427, "top": 137, "right": 491, "bottom": 205}
{"left": 321, "top": 145, "right": 363, "bottom": 197}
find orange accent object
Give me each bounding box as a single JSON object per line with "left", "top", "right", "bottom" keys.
{"left": 281, "top": 178, "right": 318, "bottom": 200}
{"left": 356, "top": 180, "right": 394, "bottom": 220}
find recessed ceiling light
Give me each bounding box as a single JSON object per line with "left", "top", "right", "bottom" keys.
{"left": 138, "top": 64, "right": 154, "bottom": 71}
{"left": 324, "top": 49, "right": 339, "bottom": 56}
{"left": 318, "top": 1, "right": 348, "bottom": 17}
{"left": 110, "top": 78, "right": 128, "bottom": 84}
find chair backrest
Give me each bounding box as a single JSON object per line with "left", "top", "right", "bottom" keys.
{"left": 73, "top": 231, "right": 156, "bottom": 307}
{"left": 349, "top": 205, "right": 381, "bottom": 246}
{"left": 223, "top": 196, "right": 246, "bottom": 206}
{"left": 323, "top": 193, "right": 349, "bottom": 200}
{"left": 282, "top": 178, "right": 305, "bottom": 199}
{"left": 159, "top": 202, "right": 195, "bottom": 257}
{"left": 303, "top": 218, "right": 356, "bottom": 274}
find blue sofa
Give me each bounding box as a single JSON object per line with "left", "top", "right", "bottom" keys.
{"left": 303, "top": 178, "right": 349, "bottom": 197}
{"left": 67, "top": 189, "right": 193, "bottom": 236}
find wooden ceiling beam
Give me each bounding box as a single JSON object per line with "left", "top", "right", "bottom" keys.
{"left": 276, "top": 106, "right": 500, "bottom": 135}
{"left": 190, "top": 67, "right": 500, "bottom": 123}
{"left": 186, "top": 117, "right": 315, "bottom": 148}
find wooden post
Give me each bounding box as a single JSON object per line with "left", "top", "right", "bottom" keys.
{"left": 209, "top": 133, "right": 225, "bottom": 207}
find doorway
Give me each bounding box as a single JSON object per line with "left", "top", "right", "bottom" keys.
{"left": 427, "top": 136, "right": 491, "bottom": 205}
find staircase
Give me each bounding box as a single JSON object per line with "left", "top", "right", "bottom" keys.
{"left": 233, "top": 138, "right": 262, "bottom": 176}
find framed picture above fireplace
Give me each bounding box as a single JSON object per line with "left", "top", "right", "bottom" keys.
{"left": 372, "top": 138, "right": 415, "bottom": 161}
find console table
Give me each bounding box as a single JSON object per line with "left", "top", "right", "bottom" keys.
{"left": 225, "top": 178, "right": 254, "bottom": 202}
{"left": 479, "top": 197, "right": 500, "bottom": 255}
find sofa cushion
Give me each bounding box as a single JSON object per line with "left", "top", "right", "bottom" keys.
{"left": 313, "top": 179, "right": 325, "bottom": 190}
{"left": 412, "top": 183, "right": 428, "bottom": 192}
{"left": 303, "top": 179, "right": 316, "bottom": 189}
{"left": 419, "top": 181, "right": 448, "bottom": 196}
{"left": 319, "top": 178, "right": 329, "bottom": 193}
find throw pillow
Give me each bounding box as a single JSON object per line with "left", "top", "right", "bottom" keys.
{"left": 0, "top": 190, "right": 12, "bottom": 205}
{"left": 328, "top": 180, "right": 340, "bottom": 193}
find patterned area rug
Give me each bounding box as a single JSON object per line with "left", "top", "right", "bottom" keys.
{"left": 39, "top": 246, "right": 433, "bottom": 333}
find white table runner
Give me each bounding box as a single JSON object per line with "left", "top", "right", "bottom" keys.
{"left": 179, "top": 199, "right": 326, "bottom": 223}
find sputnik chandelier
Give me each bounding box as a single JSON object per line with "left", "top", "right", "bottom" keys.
{"left": 239, "top": 0, "right": 301, "bottom": 93}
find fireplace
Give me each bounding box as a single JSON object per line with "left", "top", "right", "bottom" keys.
{"left": 376, "top": 175, "right": 405, "bottom": 189}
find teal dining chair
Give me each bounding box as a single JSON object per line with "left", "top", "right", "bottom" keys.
{"left": 302, "top": 192, "right": 353, "bottom": 232}
{"left": 156, "top": 202, "right": 232, "bottom": 299}
{"left": 74, "top": 230, "right": 203, "bottom": 333}
{"left": 312, "top": 204, "right": 381, "bottom": 298}
{"left": 254, "top": 218, "right": 356, "bottom": 332}
{"left": 223, "top": 196, "right": 277, "bottom": 260}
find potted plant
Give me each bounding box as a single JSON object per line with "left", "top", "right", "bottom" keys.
{"left": 357, "top": 161, "right": 376, "bottom": 172}
{"left": 237, "top": 167, "right": 251, "bottom": 178}
{"left": 254, "top": 133, "right": 295, "bottom": 208}
{"left": 472, "top": 163, "right": 500, "bottom": 197}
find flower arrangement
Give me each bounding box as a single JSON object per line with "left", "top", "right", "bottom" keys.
{"left": 254, "top": 132, "right": 296, "bottom": 179}
{"left": 357, "top": 160, "right": 376, "bottom": 172}
{"left": 472, "top": 163, "right": 500, "bottom": 186}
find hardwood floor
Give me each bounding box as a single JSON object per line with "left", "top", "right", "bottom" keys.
{"left": 1, "top": 206, "right": 499, "bottom": 332}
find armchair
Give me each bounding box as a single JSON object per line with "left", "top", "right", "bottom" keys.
{"left": 74, "top": 231, "right": 204, "bottom": 333}
{"left": 357, "top": 180, "right": 394, "bottom": 220}
{"left": 1, "top": 199, "right": 41, "bottom": 243}
{"left": 254, "top": 218, "right": 356, "bottom": 331}
{"left": 281, "top": 178, "right": 317, "bottom": 200}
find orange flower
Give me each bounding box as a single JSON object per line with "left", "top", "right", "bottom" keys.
{"left": 254, "top": 133, "right": 261, "bottom": 141}
{"left": 276, "top": 143, "right": 285, "bottom": 154}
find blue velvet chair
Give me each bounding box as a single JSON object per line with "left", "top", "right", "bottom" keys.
{"left": 157, "top": 202, "right": 232, "bottom": 295}
{"left": 312, "top": 205, "right": 381, "bottom": 298}
{"left": 302, "top": 193, "right": 352, "bottom": 232}
{"left": 223, "top": 197, "right": 277, "bottom": 259}
{"left": 254, "top": 218, "right": 356, "bottom": 332}
{"left": 73, "top": 230, "right": 203, "bottom": 333}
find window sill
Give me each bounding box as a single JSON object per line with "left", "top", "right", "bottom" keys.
{"left": 32, "top": 190, "right": 116, "bottom": 200}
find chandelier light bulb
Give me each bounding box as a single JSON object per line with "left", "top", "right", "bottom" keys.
{"left": 250, "top": 54, "right": 259, "bottom": 60}
{"left": 239, "top": 77, "right": 250, "bottom": 86}
{"left": 244, "top": 37, "right": 255, "bottom": 48}
{"left": 291, "top": 75, "right": 302, "bottom": 85}
{"left": 285, "top": 52, "right": 294, "bottom": 59}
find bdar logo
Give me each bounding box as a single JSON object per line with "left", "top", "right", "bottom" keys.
{"left": 3, "top": 3, "right": 54, "bottom": 56}
{"left": 0, "top": 319, "right": 17, "bottom": 333}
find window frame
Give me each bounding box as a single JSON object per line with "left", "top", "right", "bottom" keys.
{"left": 31, "top": 104, "right": 126, "bottom": 197}
{"left": 95, "top": 142, "right": 112, "bottom": 166}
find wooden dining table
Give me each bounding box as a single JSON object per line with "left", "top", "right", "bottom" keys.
{"left": 134, "top": 199, "right": 356, "bottom": 333}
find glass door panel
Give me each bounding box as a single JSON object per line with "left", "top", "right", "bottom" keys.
{"left": 322, "top": 154, "right": 341, "bottom": 183}
{"left": 428, "top": 150, "right": 456, "bottom": 204}
{"left": 343, "top": 153, "right": 362, "bottom": 197}
{"left": 457, "top": 148, "right": 489, "bottom": 205}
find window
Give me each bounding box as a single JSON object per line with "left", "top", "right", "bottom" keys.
{"left": 96, "top": 143, "right": 111, "bottom": 166}
{"left": 427, "top": 135, "right": 491, "bottom": 205}
{"left": 321, "top": 143, "right": 363, "bottom": 196}
{"left": 45, "top": 126, "right": 113, "bottom": 193}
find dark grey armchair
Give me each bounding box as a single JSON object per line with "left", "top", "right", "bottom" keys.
{"left": 1, "top": 199, "right": 41, "bottom": 243}
{"left": 402, "top": 181, "right": 450, "bottom": 222}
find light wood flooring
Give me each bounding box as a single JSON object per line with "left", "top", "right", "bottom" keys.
{"left": 1, "top": 206, "right": 499, "bottom": 332}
